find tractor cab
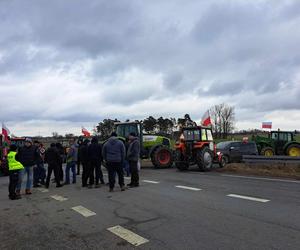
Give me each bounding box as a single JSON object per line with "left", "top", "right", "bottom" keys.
{"left": 175, "top": 126, "right": 215, "bottom": 171}
{"left": 270, "top": 131, "right": 295, "bottom": 155}
{"left": 115, "top": 122, "right": 143, "bottom": 144}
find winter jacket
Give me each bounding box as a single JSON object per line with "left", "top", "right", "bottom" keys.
{"left": 88, "top": 138, "right": 102, "bottom": 161}
{"left": 79, "top": 144, "right": 89, "bottom": 163}
{"left": 67, "top": 144, "right": 77, "bottom": 163}
{"left": 45, "top": 147, "right": 61, "bottom": 166}
{"left": 127, "top": 138, "right": 140, "bottom": 162}
{"left": 18, "top": 145, "right": 39, "bottom": 167}
{"left": 102, "top": 137, "right": 125, "bottom": 163}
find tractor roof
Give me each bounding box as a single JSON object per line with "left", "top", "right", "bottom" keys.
{"left": 114, "top": 121, "right": 141, "bottom": 125}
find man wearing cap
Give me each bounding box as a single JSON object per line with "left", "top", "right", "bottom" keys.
{"left": 16, "top": 138, "right": 39, "bottom": 195}
{"left": 127, "top": 132, "right": 140, "bottom": 188}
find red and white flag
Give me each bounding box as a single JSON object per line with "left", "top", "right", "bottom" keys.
{"left": 262, "top": 122, "right": 272, "bottom": 129}
{"left": 201, "top": 110, "right": 212, "bottom": 126}
{"left": 81, "top": 127, "right": 91, "bottom": 137}
{"left": 1, "top": 122, "right": 10, "bottom": 143}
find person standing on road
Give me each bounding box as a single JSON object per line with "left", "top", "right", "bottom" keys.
{"left": 55, "top": 143, "right": 64, "bottom": 182}
{"left": 76, "top": 138, "right": 83, "bottom": 175}
{"left": 127, "top": 132, "right": 140, "bottom": 188}
{"left": 45, "top": 143, "right": 63, "bottom": 188}
{"left": 102, "top": 132, "right": 125, "bottom": 192}
{"left": 16, "top": 138, "right": 39, "bottom": 195}
{"left": 33, "top": 141, "right": 46, "bottom": 187}
{"left": 80, "top": 139, "right": 90, "bottom": 187}
{"left": 7, "top": 144, "right": 24, "bottom": 200}
{"left": 87, "top": 137, "right": 105, "bottom": 188}
{"left": 64, "top": 139, "right": 77, "bottom": 185}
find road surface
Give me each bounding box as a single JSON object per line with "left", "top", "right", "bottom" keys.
{"left": 0, "top": 165, "right": 299, "bottom": 249}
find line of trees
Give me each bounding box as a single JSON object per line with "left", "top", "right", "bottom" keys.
{"left": 49, "top": 103, "right": 235, "bottom": 140}
{"left": 94, "top": 103, "right": 235, "bottom": 139}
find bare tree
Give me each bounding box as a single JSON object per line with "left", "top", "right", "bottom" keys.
{"left": 210, "top": 103, "right": 235, "bottom": 138}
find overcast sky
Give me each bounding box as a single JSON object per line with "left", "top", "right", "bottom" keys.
{"left": 1, "top": 0, "right": 300, "bottom": 136}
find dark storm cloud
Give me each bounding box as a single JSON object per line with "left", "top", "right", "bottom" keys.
{"left": 0, "top": 0, "right": 300, "bottom": 133}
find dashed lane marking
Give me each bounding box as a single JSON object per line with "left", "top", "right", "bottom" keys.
{"left": 221, "top": 174, "right": 300, "bottom": 184}
{"left": 107, "top": 225, "right": 149, "bottom": 246}
{"left": 227, "top": 194, "right": 270, "bottom": 203}
{"left": 142, "top": 180, "right": 160, "bottom": 184}
{"left": 37, "top": 188, "right": 49, "bottom": 193}
{"left": 71, "top": 206, "right": 96, "bottom": 217}
{"left": 51, "top": 195, "right": 68, "bottom": 201}
{"left": 175, "top": 185, "right": 202, "bottom": 191}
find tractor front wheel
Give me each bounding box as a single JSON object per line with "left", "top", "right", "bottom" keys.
{"left": 260, "top": 147, "right": 275, "bottom": 157}
{"left": 286, "top": 144, "right": 300, "bottom": 157}
{"left": 196, "top": 147, "right": 213, "bottom": 171}
{"left": 151, "top": 146, "right": 173, "bottom": 168}
{"left": 175, "top": 150, "right": 189, "bottom": 171}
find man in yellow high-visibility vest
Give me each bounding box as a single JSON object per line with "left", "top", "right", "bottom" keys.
{"left": 7, "top": 144, "right": 24, "bottom": 200}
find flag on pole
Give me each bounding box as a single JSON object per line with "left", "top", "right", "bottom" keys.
{"left": 262, "top": 122, "right": 272, "bottom": 129}
{"left": 81, "top": 127, "right": 91, "bottom": 137}
{"left": 201, "top": 110, "right": 212, "bottom": 126}
{"left": 1, "top": 122, "right": 10, "bottom": 143}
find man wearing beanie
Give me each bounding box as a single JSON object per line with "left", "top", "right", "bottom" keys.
{"left": 16, "top": 138, "right": 39, "bottom": 195}
{"left": 45, "top": 143, "right": 63, "bottom": 188}
{"left": 102, "top": 132, "right": 125, "bottom": 192}
{"left": 7, "top": 144, "right": 24, "bottom": 200}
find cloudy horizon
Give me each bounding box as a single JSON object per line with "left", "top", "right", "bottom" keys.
{"left": 1, "top": 0, "right": 300, "bottom": 136}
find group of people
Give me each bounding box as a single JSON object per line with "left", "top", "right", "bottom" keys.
{"left": 7, "top": 132, "right": 141, "bottom": 200}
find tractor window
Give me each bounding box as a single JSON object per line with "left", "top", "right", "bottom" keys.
{"left": 183, "top": 130, "right": 200, "bottom": 141}
{"left": 201, "top": 129, "right": 207, "bottom": 141}
{"left": 206, "top": 129, "right": 213, "bottom": 141}
{"left": 278, "top": 133, "right": 291, "bottom": 141}
{"left": 116, "top": 124, "right": 139, "bottom": 138}
{"left": 271, "top": 133, "right": 278, "bottom": 140}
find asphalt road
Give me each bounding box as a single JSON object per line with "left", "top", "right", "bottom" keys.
{"left": 0, "top": 164, "right": 300, "bottom": 250}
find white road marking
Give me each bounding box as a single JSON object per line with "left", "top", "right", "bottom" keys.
{"left": 124, "top": 177, "right": 131, "bottom": 180}
{"left": 107, "top": 225, "right": 149, "bottom": 246}
{"left": 71, "top": 206, "right": 96, "bottom": 217}
{"left": 227, "top": 194, "right": 270, "bottom": 203}
{"left": 142, "top": 180, "right": 160, "bottom": 184}
{"left": 37, "top": 188, "right": 49, "bottom": 193}
{"left": 175, "top": 185, "right": 202, "bottom": 191}
{"left": 221, "top": 174, "right": 300, "bottom": 184}
{"left": 51, "top": 195, "right": 68, "bottom": 201}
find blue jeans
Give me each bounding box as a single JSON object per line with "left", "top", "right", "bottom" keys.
{"left": 65, "top": 162, "right": 76, "bottom": 184}
{"left": 17, "top": 166, "right": 33, "bottom": 191}
{"left": 34, "top": 163, "right": 46, "bottom": 185}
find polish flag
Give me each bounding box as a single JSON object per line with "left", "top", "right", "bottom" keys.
{"left": 262, "top": 122, "right": 272, "bottom": 129}
{"left": 81, "top": 127, "right": 91, "bottom": 137}
{"left": 1, "top": 123, "right": 10, "bottom": 143}
{"left": 201, "top": 110, "right": 212, "bottom": 126}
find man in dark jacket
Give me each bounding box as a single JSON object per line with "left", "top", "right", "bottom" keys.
{"left": 16, "top": 138, "right": 39, "bottom": 195}
{"left": 45, "top": 143, "right": 63, "bottom": 188}
{"left": 33, "top": 140, "right": 46, "bottom": 187}
{"left": 79, "top": 139, "right": 90, "bottom": 187}
{"left": 127, "top": 132, "right": 140, "bottom": 187}
{"left": 88, "top": 137, "right": 104, "bottom": 188}
{"left": 102, "top": 132, "right": 125, "bottom": 192}
{"left": 76, "top": 138, "right": 83, "bottom": 175}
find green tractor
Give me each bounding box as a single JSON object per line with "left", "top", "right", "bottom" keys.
{"left": 254, "top": 130, "right": 300, "bottom": 157}
{"left": 115, "top": 122, "right": 173, "bottom": 168}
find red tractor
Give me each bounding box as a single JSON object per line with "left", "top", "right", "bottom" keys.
{"left": 175, "top": 126, "right": 216, "bottom": 171}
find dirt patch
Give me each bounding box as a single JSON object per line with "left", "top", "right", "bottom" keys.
{"left": 216, "top": 162, "right": 300, "bottom": 180}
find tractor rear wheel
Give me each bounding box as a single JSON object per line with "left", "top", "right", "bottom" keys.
{"left": 175, "top": 150, "right": 189, "bottom": 171}
{"left": 151, "top": 146, "right": 173, "bottom": 168}
{"left": 260, "top": 147, "right": 275, "bottom": 157}
{"left": 196, "top": 147, "right": 213, "bottom": 171}
{"left": 286, "top": 144, "right": 300, "bottom": 157}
